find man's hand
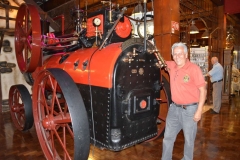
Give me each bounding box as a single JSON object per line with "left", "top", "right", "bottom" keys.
{"left": 193, "top": 111, "right": 201, "bottom": 122}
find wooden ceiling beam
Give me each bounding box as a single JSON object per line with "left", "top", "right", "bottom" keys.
{"left": 24, "top": 0, "right": 60, "bottom": 31}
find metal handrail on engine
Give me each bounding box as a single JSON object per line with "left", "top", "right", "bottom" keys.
{"left": 99, "top": 7, "right": 127, "bottom": 50}
{"left": 143, "top": 0, "right": 147, "bottom": 51}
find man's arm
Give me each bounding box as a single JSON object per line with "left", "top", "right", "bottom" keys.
{"left": 193, "top": 85, "right": 207, "bottom": 122}
{"left": 205, "top": 73, "right": 211, "bottom": 77}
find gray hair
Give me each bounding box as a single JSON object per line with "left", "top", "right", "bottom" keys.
{"left": 171, "top": 42, "right": 188, "bottom": 55}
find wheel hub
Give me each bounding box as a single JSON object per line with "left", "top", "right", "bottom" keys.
{"left": 42, "top": 114, "right": 71, "bottom": 130}
{"left": 42, "top": 115, "right": 55, "bottom": 130}
{"left": 11, "top": 104, "right": 23, "bottom": 112}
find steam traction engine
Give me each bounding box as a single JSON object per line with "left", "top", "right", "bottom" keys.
{"left": 9, "top": 2, "right": 171, "bottom": 160}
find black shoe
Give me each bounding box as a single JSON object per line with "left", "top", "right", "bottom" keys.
{"left": 210, "top": 109, "right": 218, "bottom": 114}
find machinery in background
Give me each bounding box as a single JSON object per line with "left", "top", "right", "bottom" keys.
{"left": 129, "top": 11, "right": 154, "bottom": 38}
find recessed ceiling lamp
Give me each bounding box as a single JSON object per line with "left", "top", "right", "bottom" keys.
{"left": 189, "top": 21, "right": 199, "bottom": 34}
{"left": 201, "top": 29, "right": 209, "bottom": 38}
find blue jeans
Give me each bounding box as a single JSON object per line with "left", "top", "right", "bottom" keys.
{"left": 161, "top": 103, "right": 198, "bottom": 160}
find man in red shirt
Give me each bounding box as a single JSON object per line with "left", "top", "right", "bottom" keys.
{"left": 161, "top": 42, "right": 206, "bottom": 160}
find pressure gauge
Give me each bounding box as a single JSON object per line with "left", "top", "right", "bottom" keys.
{"left": 93, "top": 17, "right": 101, "bottom": 27}
{"left": 137, "top": 20, "right": 154, "bottom": 38}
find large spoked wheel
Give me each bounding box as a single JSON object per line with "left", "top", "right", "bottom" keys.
{"left": 147, "top": 76, "right": 171, "bottom": 141}
{"left": 8, "top": 84, "right": 33, "bottom": 131}
{"left": 32, "top": 68, "right": 90, "bottom": 160}
{"left": 15, "top": 4, "right": 42, "bottom": 73}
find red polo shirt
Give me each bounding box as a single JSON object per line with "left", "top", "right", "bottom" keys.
{"left": 166, "top": 59, "right": 206, "bottom": 104}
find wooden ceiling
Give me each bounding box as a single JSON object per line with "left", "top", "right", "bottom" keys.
{"left": 29, "top": 0, "right": 239, "bottom": 21}
{"left": 31, "top": 0, "right": 154, "bottom": 16}
{"left": 210, "top": 0, "right": 224, "bottom": 6}
{"left": 26, "top": 0, "right": 239, "bottom": 36}
{"left": 28, "top": 0, "right": 218, "bottom": 25}
{"left": 30, "top": 0, "right": 221, "bottom": 21}
{"left": 31, "top": 0, "right": 221, "bottom": 11}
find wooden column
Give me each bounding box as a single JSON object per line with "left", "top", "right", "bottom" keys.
{"left": 218, "top": 6, "right": 230, "bottom": 104}
{"left": 222, "top": 48, "right": 233, "bottom": 104}
{"left": 153, "top": 0, "right": 180, "bottom": 124}
{"left": 154, "top": 0, "right": 180, "bottom": 64}
{"left": 0, "top": 73, "right": 2, "bottom": 112}
{"left": 218, "top": 6, "right": 226, "bottom": 65}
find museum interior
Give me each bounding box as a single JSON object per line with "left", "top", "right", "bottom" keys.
{"left": 0, "top": 0, "right": 240, "bottom": 159}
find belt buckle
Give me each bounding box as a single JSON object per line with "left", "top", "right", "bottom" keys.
{"left": 173, "top": 102, "right": 187, "bottom": 109}
{"left": 181, "top": 105, "right": 187, "bottom": 109}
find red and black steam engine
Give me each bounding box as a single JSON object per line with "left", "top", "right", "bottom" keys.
{"left": 9, "top": 2, "right": 171, "bottom": 160}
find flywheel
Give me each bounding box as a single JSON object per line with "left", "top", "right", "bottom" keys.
{"left": 15, "top": 3, "right": 42, "bottom": 73}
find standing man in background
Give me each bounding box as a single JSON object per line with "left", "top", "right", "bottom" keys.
{"left": 161, "top": 42, "right": 206, "bottom": 160}
{"left": 206, "top": 57, "right": 223, "bottom": 114}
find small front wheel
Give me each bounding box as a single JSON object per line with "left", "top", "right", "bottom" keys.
{"left": 9, "top": 84, "right": 33, "bottom": 131}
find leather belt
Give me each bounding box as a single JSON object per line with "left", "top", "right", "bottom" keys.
{"left": 173, "top": 102, "right": 198, "bottom": 109}
{"left": 212, "top": 79, "right": 223, "bottom": 84}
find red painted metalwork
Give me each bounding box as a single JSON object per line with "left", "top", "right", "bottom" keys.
{"left": 32, "top": 43, "right": 122, "bottom": 88}
{"left": 8, "top": 85, "right": 33, "bottom": 131}
{"left": 9, "top": 87, "right": 25, "bottom": 131}
{"left": 14, "top": 4, "right": 42, "bottom": 73}
{"left": 140, "top": 100, "right": 147, "bottom": 109}
{"left": 33, "top": 71, "right": 73, "bottom": 159}
{"left": 46, "top": 33, "right": 61, "bottom": 45}
{"left": 32, "top": 69, "right": 90, "bottom": 160}
{"left": 86, "top": 15, "right": 104, "bottom": 37}
{"left": 115, "top": 16, "right": 132, "bottom": 38}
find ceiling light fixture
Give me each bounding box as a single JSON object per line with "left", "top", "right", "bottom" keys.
{"left": 189, "top": 21, "right": 199, "bottom": 34}
{"left": 201, "top": 29, "right": 209, "bottom": 38}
